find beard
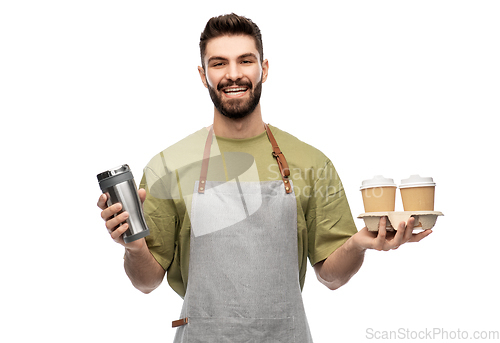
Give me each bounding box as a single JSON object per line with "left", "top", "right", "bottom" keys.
{"left": 207, "top": 78, "right": 262, "bottom": 119}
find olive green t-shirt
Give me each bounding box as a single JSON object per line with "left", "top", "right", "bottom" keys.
{"left": 139, "top": 125, "right": 357, "bottom": 298}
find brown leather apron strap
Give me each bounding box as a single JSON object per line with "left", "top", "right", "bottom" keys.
{"left": 198, "top": 126, "right": 214, "bottom": 194}
{"left": 172, "top": 317, "right": 188, "bottom": 328}
{"left": 197, "top": 124, "right": 292, "bottom": 194}
{"left": 264, "top": 123, "right": 292, "bottom": 194}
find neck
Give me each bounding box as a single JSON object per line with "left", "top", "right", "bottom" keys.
{"left": 212, "top": 104, "right": 265, "bottom": 139}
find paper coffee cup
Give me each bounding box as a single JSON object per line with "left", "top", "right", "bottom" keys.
{"left": 399, "top": 175, "right": 436, "bottom": 211}
{"left": 360, "top": 175, "right": 397, "bottom": 212}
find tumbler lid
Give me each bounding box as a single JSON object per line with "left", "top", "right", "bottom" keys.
{"left": 97, "top": 164, "right": 131, "bottom": 182}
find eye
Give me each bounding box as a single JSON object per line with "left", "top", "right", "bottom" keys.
{"left": 210, "top": 61, "right": 226, "bottom": 68}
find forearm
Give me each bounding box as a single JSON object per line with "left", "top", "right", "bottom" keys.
{"left": 315, "top": 235, "right": 366, "bottom": 290}
{"left": 124, "top": 240, "right": 165, "bottom": 294}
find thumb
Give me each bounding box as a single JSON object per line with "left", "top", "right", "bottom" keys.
{"left": 97, "top": 193, "right": 108, "bottom": 210}
{"left": 138, "top": 188, "right": 147, "bottom": 204}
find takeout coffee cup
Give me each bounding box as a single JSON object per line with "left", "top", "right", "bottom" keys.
{"left": 360, "top": 175, "right": 397, "bottom": 212}
{"left": 399, "top": 175, "right": 436, "bottom": 211}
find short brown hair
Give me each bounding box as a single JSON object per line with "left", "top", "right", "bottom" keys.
{"left": 199, "top": 13, "right": 263, "bottom": 68}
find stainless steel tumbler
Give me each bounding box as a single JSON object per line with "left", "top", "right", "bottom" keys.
{"left": 97, "top": 164, "right": 150, "bottom": 243}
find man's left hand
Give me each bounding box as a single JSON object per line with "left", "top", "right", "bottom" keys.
{"left": 353, "top": 216, "right": 432, "bottom": 252}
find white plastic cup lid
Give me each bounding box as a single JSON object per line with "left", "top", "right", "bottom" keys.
{"left": 360, "top": 175, "right": 397, "bottom": 190}
{"left": 399, "top": 174, "right": 436, "bottom": 188}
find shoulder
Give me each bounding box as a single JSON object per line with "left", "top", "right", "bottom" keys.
{"left": 269, "top": 125, "right": 330, "bottom": 169}
{"left": 145, "top": 128, "right": 209, "bottom": 173}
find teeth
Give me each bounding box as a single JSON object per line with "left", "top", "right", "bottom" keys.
{"left": 224, "top": 87, "right": 247, "bottom": 93}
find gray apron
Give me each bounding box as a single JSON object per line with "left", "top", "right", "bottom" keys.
{"left": 172, "top": 125, "right": 313, "bottom": 342}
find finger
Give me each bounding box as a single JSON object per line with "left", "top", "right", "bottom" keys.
{"left": 105, "top": 211, "right": 129, "bottom": 231}
{"left": 391, "top": 221, "right": 407, "bottom": 249}
{"left": 110, "top": 223, "right": 129, "bottom": 241}
{"left": 375, "top": 217, "right": 387, "bottom": 251}
{"left": 97, "top": 193, "right": 108, "bottom": 210}
{"left": 403, "top": 217, "right": 416, "bottom": 242}
{"left": 409, "top": 229, "right": 433, "bottom": 243}
{"left": 101, "top": 203, "right": 122, "bottom": 221}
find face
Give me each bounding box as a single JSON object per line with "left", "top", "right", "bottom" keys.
{"left": 198, "top": 35, "right": 269, "bottom": 119}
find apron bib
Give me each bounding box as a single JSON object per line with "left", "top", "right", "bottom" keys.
{"left": 173, "top": 125, "right": 313, "bottom": 342}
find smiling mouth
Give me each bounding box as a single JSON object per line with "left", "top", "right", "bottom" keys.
{"left": 222, "top": 87, "right": 249, "bottom": 97}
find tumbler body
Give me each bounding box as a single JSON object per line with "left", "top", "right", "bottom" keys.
{"left": 97, "top": 165, "right": 150, "bottom": 243}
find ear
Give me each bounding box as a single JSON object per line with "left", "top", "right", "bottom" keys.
{"left": 198, "top": 66, "right": 208, "bottom": 88}
{"left": 261, "top": 59, "right": 269, "bottom": 83}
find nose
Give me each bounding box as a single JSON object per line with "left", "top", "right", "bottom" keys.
{"left": 225, "top": 62, "right": 243, "bottom": 81}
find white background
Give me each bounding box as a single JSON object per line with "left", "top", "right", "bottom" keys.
{"left": 1, "top": 1, "right": 499, "bottom": 342}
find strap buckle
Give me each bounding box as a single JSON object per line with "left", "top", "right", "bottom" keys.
{"left": 172, "top": 317, "right": 188, "bottom": 328}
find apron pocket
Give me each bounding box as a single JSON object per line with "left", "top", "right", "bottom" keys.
{"left": 182, "top": 316, "right": 296, "bottom": 343}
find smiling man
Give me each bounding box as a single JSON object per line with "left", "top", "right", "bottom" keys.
{"left": 97, "top": 13, "right": 431, "bottom": 342}
{"left": 202, "top": 39, "right": 264, "bottom": 120}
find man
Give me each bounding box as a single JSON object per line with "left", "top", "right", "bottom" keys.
{"left": 97, "top": 13, "right": 431, "bottom": 341}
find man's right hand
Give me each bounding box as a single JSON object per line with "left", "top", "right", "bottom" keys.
{"left": 97, "top": 189, "right": 147, "bottom": 250}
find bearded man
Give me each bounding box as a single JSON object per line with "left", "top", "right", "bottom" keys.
{"left": 97, "top": 13, "right": 430, "bottom": 342}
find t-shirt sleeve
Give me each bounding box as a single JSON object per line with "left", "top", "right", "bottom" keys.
{"left": 139, "top": 172, "right": 179, "bottom": 272}
{"left": 307, "top": 160, "right": 358, "bottom": 266}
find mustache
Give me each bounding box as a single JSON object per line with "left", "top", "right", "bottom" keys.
{"left": 217, "top": 80, "right": 253, "bottom": 91}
